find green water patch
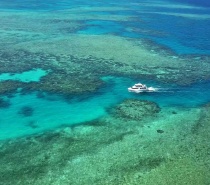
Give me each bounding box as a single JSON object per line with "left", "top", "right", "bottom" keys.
{"left": 0, "top": 68, "right": 48, "bottom": 82}
{"left": 1, "top": 103, "right": 210, "bottom": 185}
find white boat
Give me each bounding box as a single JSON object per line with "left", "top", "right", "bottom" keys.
{"left": 128, "top": 83, "right": 155, "bottom": 93}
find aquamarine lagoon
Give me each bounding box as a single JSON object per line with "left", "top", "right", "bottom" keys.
{"left": 0, "top": 0, "right": 210, "bottom": 184}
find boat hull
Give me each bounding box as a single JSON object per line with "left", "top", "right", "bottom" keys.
{"left": 128, "top": 87, "right": 155, "bottom": 93}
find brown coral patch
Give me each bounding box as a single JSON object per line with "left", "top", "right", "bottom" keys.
{"left": 112, "top": 99, "right": 161, "bottom": 120}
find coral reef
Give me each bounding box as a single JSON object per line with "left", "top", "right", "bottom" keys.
{"left": 13, "top": 35, "right": 210, "bottom": 86}
{"left": 0, "top": 103, "right": 209, "bottom": 185}
{"left": 113, "top": 99, "right": 161, "bottom": 120}
{"left": 18, "top": 106, "right": 34, "bottom": 117}
{"left": 25, "top": 121, "right": 38, "bottom": 129}
{"left": 0, "top": 50, "right": 105, "bottom": 95}
{"left": 0, "top": 98, "right": 11, "bottom": 108}
{"left": 136, "top": 157, "right": 209, "bottom": 185}
{"left": 0, "top": 3, "right": 210, "bottom": 184}
{"left": 0, "top": 81, "right": 23, "bottom": 95}
{"left": 1, "top": 35, "right": 210, "bottom": 96}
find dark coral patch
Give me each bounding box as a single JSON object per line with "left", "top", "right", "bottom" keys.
{"left": 0, "top": 98, "right": 11, "bottom": 108}
{"left": 36, "top": 91, "right": 46, "bottom": 99}
{"left": 18, "top": 106, "right": 34, "bottom": 117}
{"left": 25, "top": 121, "right": 38, "bottom": 129}
{"left": 1, "top": 49, "right": 210, "bottom": 97}
{"left": 0, "top": 81, "right": 23, "bottom": 95}
{"left": 157, "top": 129, "right": 164, "bottom": 134}
{"left": 108, "top": 156, "right": 165, "bottom": 179}
{"left": 113, "top": 99, "right": 161, "bottom": 120}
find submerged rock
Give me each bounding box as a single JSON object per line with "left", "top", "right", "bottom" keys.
{"left": 0, "top": 98, "right": 11, "bottom": 108}
{"left": 157, "top": 129, "right": 164, "bottom": 134}
{"left": 18, "top": 106, "right": 34, "bottom": 117}
{"left": 113, "top": 99, "right": 161, "bottom": 120}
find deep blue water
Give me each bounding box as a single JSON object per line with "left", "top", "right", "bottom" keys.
{"left": 170, "top": 0, "right": 210, "bottom": 8}
{"left": 78, "top": 3, "right": 210, "bottom": 55}
{"left": 1, "top": 0, "right": 210, "bottom": 55}
{"left": 2, "top": 0, "right": 210, "bottom": 9}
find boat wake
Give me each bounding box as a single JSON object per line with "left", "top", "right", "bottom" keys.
{"left": 152, "top": 88, "right": 175, "bottom": 92}
{"left": 127, "top": 83, "right": 193, "bottom": 94}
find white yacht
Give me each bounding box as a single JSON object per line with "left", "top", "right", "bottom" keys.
{"left": 128, "top": 83, "right": 155, "bottom": 93}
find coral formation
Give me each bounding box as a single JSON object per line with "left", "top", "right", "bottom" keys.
{"left": 13, "top": 35, "right": 210, "bottom": 86}
{"left": 0, "top": 1, "right": 210, "bottom": 184}
{"left": 136, "top": 157, "right": 209, "bottom": 185}
{"left": 113, "top": 99, "right": 161, "bottom": 120}
{"left": 0, "top": 81, "right": 23, "bottom": 95}
{"left": 1, "top": 35, "right": 210, "bottom": 96}
{"left": 0, "top": 98, "right": 11, "bottom": 108}
{"left": 0, "top": 104, "right": 210, "bottom": 185}
{"left": 25, "top": 121, "right": 38, "bottom": 129}
{"left": 0, "top": 50, "right": 105, "bottom": 95}
{"left": 18, "top": 106, "right": 34, "bottom": 117}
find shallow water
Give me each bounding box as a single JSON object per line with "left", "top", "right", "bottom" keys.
{"left": 0, "top": 68, "right": 48, "bottom": 82}
{"left": 0, "top": 0, "right": 209, "bottom": 137}
{"left": 0, "top": 0, "right": 210, "bottom": 184}
{"left": 1, "top": 75, "right": 210, "bottom": 140}
{"left": 0, "top": 0, "right": 209, "bottom": 139}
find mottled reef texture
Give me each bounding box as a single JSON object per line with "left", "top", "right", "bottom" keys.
{"left": 0, "top": 98, "right": 11, "bottom": 108}
{"left": 1, "top": 35, "right": 210, "bottom": 96}
{"left": 0, "top": 100, "right": 210, "bottom": 185}
{"left": 1, "top": 6, "right": 210, "bottom": 184}
{"left": 112, "top": 99, "right": 160, "bottom": 120}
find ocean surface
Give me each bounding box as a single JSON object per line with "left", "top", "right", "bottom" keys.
{"left": 0, "top": 0, "right": 210, "bottom": 139}
{"left": 0, "top": 0, "right": 210, "bottom": 184}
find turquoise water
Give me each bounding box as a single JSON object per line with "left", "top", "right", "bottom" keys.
{"left": 1, "top": 75, "right": 210, "bottom": 140}
{"left": 78, "top": 20, "right": 124, "bottom": 35}
{"left": 0, "top": 68, "right": 48, "bottom": 82}
{"left": 1, "top": 0, "right": 210, "bottom": 184}
{"left": 0, "top": 92, "right": 107, "bottom": 139}
{"left": 0, "top": 0, "right": 210, "bottom": 139}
